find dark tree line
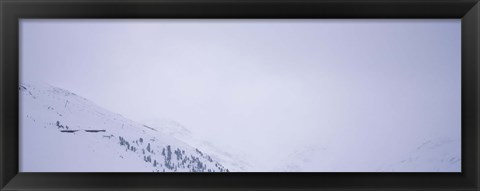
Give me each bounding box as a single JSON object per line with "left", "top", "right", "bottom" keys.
{"left": 56, "top": 121, "right": 69, "bottom": 129}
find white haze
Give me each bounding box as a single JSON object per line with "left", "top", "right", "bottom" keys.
{"left": 20, "top": 19, "right": 460, "bottom": 171}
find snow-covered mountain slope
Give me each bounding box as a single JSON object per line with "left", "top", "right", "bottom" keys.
{"left": 19, "top": 82, "right": 459, "bottom": 172}
{"left": 378, "top": 138, "right": 461, "bottom": 172}
{"left": 276, "top": 138, "right": 460, "bottom": 172}
{"left": 19, "top": 83, "right": 231, "bottom": 172}
{"left": 143, "top": 119, "right": 252, "bottom": 171}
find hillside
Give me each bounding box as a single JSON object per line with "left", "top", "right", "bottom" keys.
{"left": 19, "top": 82, "right": 236, "bottom": 172}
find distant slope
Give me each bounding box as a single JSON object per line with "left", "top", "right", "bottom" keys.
{"left": 276, "top": 138, "right": 460, "bottom": 172}
{"left": 19, "top": 83, "right": 230, "bottom": 172}
{"left": 378, "top": 138, "right": 461, "bottom": 172}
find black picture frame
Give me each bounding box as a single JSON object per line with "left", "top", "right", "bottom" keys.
{"left": 1, "top": 0, "right": 479, "bottom": 190}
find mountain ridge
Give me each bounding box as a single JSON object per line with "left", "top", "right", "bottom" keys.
{"left": 19, "top": 82, "right": 240, "bottom": 172}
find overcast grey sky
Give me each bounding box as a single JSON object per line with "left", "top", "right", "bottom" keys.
{"left": 20, "top": 19, "right": 461, "bottom": 171}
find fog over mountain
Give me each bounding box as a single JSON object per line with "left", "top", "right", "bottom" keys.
{"left": 20, "top": 19, "right": 461, "bottom": 172}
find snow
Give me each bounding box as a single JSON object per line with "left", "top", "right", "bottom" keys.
{"left": 19, "top": 82, "right": 460, "bottom": 172}
{"left": 377, "top": 138, "right": 461, "bottom": 172}
{"left": 275, "top": 138, "right": 460, "bottom": 172}
{"left": 143, "top": 119, "right": 252, "bottom": 171}
{"left": 19, "top": 83, "right": 234, "bottom": 172}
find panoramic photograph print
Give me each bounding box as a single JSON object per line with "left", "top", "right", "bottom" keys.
{"left": 19, "top": 19, "right": 461, "bottom": 172}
